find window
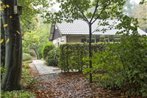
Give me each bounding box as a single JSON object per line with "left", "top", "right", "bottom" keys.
{"left": 87, "top": 38, "right": 95, "bottom": 43}
{"left": 81, "top": 38, "right": 86, "bottom": 42}
{"left": 81, "top": 38, "right": 96, "bottom": 43}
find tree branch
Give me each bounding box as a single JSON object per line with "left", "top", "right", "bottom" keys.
{"left": 90, "top": 0, "right": 99, "bottom": 23}
{"left": 91, "top": 1, "right": 111, "bottom": 24}
{"left": 75, "top": 5, "right": 89, "bottom": 22}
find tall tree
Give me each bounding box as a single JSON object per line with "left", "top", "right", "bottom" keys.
{"left": 45, "top": 0, "right": 125, "bottom": 83}
{"left": 1, "top": 16, "right": 5, "bottom": 67}
{"left": 0, "top": 0, "right": 50, "bottom": 91}
{"left": 1, "top": 0, "right": 22, "bottom": 91}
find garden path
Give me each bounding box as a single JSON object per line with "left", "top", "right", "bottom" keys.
{"left": 28, "top": 60, "right": 125, "bottom": 98}
{"left": 31, "top": 60, "right": 61, "bottom": 75}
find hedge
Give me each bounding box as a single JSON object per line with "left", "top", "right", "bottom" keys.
{"left": 59, "top": 43, "right": 105, "bottom": 72}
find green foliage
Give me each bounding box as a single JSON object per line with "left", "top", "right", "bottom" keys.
{"left": 45, "top": 48, "right": 60, "bottom": 66}
{"left": 23, "top": 31, "right": 40, "bottom": 53}
{"left": 37, "top": 24, "right": 51, "bottom": 58}
{"left": 42, "top": 43, "right": 60, "bottom": 67}
{"left": 21, "top": 64, "right": 37, "bottom": 87}
{"left": 88, "top": 35, "right": 147, "bottom": 97}
{"left": 46, "top": 0, "right": 125, "bottom": 23}
{"left": 1, "top": 90, "right": 35, "bottom": 98}
{"left": 59, "top": 43, "right": 104, "bottom": 72}
{"left": 118, "top": 35, "right": 147, "bottom": 96}
{"left": 23, "top": 24, "right": 51, "bottom": 58}
{"left": 86, "top": 44, "right": 124, "bottom": 89}
{"left": 18, "top": 0, "right": 49, "bottom": 31}
{"left": 0, "top": 67, "right": 6, "bottom": 74}
{"left": 116, "top": 15, "right": 147, "bottom": 96}
{"left": 42, "top": 42, "right": 55, "bottom": 59}
{"left": 22, "top": 53, "right": 32, "bottom": 61}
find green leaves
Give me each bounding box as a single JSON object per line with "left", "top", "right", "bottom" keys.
{"left": 59, "top": 43, "right": 105, "bottom": 72}
{"left": 116, "top": 34, "right": 147, "bottom": 96}
{"left": 88, "top": 35, "right": 147, "bottom": 97}
{"left": 46, "top": 0, "right": 126, "bottom": 24}
{"left": 1, "top": 90, "right": 35, "bottom": 98}
{"left": 18, "top": 0, "right": 50, "bottom": 31}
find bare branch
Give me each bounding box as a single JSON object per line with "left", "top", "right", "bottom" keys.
{"left": 90, "top": 0, "right": 99, "bottom": 23}
{"left": 91, "top": 1, "right": 111, "bottom": 24}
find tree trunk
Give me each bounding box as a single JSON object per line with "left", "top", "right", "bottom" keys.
{"left": 2, "top": 0, "right": 22, "bottom": 91}
{"left": 1, "top": 17, "right": 5, "bottom": 67}
{"left": 88, "top": 23, "right": 93, "bottom": 83}
{"left": 1, "top": 14, "right": 6, "bottom": 80}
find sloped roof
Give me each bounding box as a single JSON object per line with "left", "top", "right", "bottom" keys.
{"left": 56, "top": 19, "right": 147, "bottom": 35}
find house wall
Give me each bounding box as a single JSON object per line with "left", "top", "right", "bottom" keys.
{"left": 66, "top": 35, "right": 87, "bottom": 43}
{"left": 67, "top": 35, "right": 102, "bottom": 43}
{"left": 52, "top": 34, "right": 120, "bottom": 46}
{"left": 53, "top": 36, "right": 67, "bottom": 47}
{"left": 52, "top": 35, "right": 87, "bottom": 46}
{"left": 53, "top": 26, "right": 62, "bottom": 39}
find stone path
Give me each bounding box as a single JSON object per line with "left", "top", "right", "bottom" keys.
{"left": 30, "top": 60, "right": 61, "bottom": 75}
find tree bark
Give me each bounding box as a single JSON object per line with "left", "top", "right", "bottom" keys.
{"left": 1, "top": 17, "right": 5, "bottom": 67}
{"left": 88, "top": 23, "right": 93, "bottom": 83}
{"left": 2, "top": 0, "right": 22, "bottom": 91}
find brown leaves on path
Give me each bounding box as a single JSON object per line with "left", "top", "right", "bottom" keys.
{"left": 27, "top": 72, "right": 126, "bottom": 98}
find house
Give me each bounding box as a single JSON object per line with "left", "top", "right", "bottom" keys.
{"left": 49, "top": 19, "right": 147, "bottom": 46}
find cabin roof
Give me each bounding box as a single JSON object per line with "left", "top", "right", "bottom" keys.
{"left": 55, "top": 19, "right": 147, "bottom": 35}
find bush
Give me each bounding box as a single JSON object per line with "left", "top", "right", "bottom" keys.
{"left": 22, "top": 53, "right": 32, "bottom": 61}
{"left": 45, "top": 48, "right": 59, "bottom": 66}
{"left": 1, "top": 90, "right": 35, "bottom": 98}
{"left": 21, "top": 63, "right": 37, "bottom": 87}
{"left": 117, "top": 35, "right": 147, "bottom": 96}
{"left": 59, "top": 43, "right": 105, "bottom": 72}
{"left": 84, "top": 43, "right": 124, "bottom": 89}
{"left": 42, "top": 42, "right": 55, "bottom": 59}
{"left": 88, "top": 35, "right": 147, "bottom": 97}
{"left": 42, "top": 42, "right": 59, "bottom": 66}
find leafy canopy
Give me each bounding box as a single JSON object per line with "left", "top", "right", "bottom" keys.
{"left": 18, "top": 0, "right": 49, "bottom": 31}
{"left": 44, "top": 0, "right": 125, "bottom": 24}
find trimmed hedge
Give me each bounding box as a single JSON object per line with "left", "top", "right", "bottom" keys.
{"left": 59, "top": 43, "right": 105, "bottom": 72}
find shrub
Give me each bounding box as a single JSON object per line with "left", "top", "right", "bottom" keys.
{"left": 117, "top": 35, "right": 147, "bottom": 96}
{"left": 59, "top": 43, "right": 105, "bottom": 72}
{"left": 45, "top": 48, "right": 59, "bottom": 66}
{"left": 85, "top": 44, "right": 124, "bottom": 89}
{"left": 22, "top": 53, "right": 32, "bottom": 61}
{"left": 21, "top": 63, "right": 37, "bottom": 87}
{"left": 1, "top": 90, "right": 35, "bottom": 98}
{"left": 88, "top": 35, "right": 147, "bottom": 97}
{"left": 42, "top": 42, "right": 55, "bottom": 59}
